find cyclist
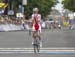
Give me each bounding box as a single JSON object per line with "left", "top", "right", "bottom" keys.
{"left": 31, "top": 8, "right": 42, "bottom": 47}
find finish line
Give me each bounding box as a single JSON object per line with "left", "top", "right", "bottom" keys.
{"left": 0, "top": 48, "right": 74, "bottom": 54}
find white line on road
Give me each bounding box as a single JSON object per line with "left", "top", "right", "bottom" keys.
{"left": 0, "top": 50, "right": 74, "bottom": 52}
{"left": 0, "top": 48, "right": 74, "bottom": 50}
{"left": 0, "top": 48, "right": 74, "bottom": 54}
{"left": 0, "top": 50, "right": 74, "bottom": 54}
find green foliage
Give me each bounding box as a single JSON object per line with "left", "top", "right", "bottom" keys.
{"left": 24, "top": 0, "right": 57, "bottom": 18}
{"left": 62, "top": 0, "right": 75, "bottom": 12}
{"left": 0, "top": 0, "right": 3, "bottom": 2}
{"left": 0, "top": 0, "right": 57, "bottom": 18}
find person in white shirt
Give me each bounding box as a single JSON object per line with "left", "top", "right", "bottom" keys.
{"left": 31, "top": 8, "right": 42, "bottom": 47}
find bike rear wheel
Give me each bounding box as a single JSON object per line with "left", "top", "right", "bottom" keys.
{"left": 33, "top": 37, "right": 40, "bottom": 54}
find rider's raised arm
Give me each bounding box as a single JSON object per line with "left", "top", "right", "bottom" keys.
{"left": 31, "top": 14, "right": 34, "bottom": 23}
{"left": 38, "top": 14, "right": 41, "bottom": 22}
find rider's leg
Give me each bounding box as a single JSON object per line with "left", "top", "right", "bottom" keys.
{"left": 38, "top": 25, "right": 41, "bottom": 40}
{"left": 32, "top": 31, "right": 36, "bottom": 38}
{"left": 38, "top": 30, "right": 42, "bottom": 47}
{"left": 38, "top": 31, "right": 41, "bottom": 40}
{"left": 32, "top": 31, "right": 36, "bottom": 44}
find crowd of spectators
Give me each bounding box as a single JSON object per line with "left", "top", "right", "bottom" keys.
{"left": 0, "top": 15, "right": 26, "bottom": 25}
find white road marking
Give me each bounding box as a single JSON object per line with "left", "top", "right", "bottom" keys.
{"left": 0, "top": 48, "right": 74, "bottom": 54}
{"left": 0, "top": 47, "right": 74, "bottom": 50}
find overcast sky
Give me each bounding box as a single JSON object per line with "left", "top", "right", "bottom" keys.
{"left": 55, "top": 0, "right": 63, "bottom": 13}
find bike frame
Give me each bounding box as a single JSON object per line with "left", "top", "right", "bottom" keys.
{"left": 33, "top": 30, "right": 40, "bottom": 54}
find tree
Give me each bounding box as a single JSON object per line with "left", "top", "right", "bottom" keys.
{"left": 23, "top": 0, "right": 58, "bottom": 19}
{"left": 62, "top": 0, "right": 75, "bottom": 12}
{"left": 0, "top": 0, "right": 58, "bottom": 19}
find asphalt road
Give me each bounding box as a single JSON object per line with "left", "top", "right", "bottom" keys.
{"left": 0, "top": 54, "right": 74, "bottom": 57}
{"left": 0, "top": 28, "right": 75, "bottom": 56}
{"left": 0, "top": 28, "right": 75, "bottom": 48}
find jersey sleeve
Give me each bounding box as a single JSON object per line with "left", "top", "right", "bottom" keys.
{"left": 31, "top": 14, "right": 34, "bottom": 20}
{"left": 38, "top": 14, "right": 41, "bottom": 21}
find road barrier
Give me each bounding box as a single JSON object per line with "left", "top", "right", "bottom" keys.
{"left": 0, "top": 24, "right": 24, "bottom": 32}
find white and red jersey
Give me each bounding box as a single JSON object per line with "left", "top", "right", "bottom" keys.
{"left": 31, "top": 13, "right": 41, "bottom": 32}
{"left": 31, "top": 13, "right": 41, "bottom": 24}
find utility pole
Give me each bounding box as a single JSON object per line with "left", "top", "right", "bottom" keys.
{"left": 22, "top": 0, "right": 27, "bottom": 14}
{"left": 3, "top": 0, "right": 8, "bottom": 15}
{"left": 22, "top": 0, "right": 27, "bottom": 19}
